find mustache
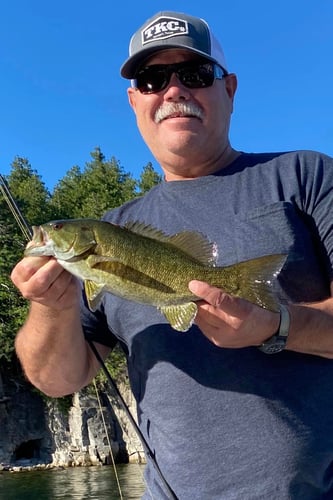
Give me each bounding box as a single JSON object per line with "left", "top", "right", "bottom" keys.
{"left": 154, "top": 102, "right": 204, "bottom": 123}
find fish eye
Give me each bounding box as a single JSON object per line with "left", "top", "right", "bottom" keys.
{"left": 52, "top": 223, "right": 64, "bottom": 231}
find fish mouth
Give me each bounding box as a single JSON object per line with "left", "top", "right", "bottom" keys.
{"left": 31, "top": 226, "right": 48, "bottom": 246}
{"left": 24, "top": 226, "right": 54, "bottom": 256}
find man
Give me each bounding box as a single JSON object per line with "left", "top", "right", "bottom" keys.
{"left": 11, "top": 11, "right": 333, "bottom": 499}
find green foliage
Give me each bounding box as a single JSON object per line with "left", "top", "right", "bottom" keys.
{"left": 0, "top": 275, "right": 29, "bottom": 363}
{"left": 93, "top": 344, "right": 128, "bottom": 389}
{"left": 0, "top": 159, "right": 49, "bottom": 365}
{"left": 35, "top": 389, "right": 74, "bottom": 415}
{"left": 85, "top": 344, "right": 129, "bottom": 397}
{"left": 138, "top": 162, "right": 163, "bottom": 194}
{"left": 51, "top": 394, "right": 73, "bottom": 414}
{"left": 49, "top": 165, "right": 83, "bottom": 219}
{"left": 51, "top": 147, "right": 137, "bottom": 219}
{"left": 0, "top": 196, "right": 26, "bottom": 273}
{"left": 7, "top": 157, "right": 52, "bottom": 225}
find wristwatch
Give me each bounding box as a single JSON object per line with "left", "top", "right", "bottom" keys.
{"left": 258, "top": 304, "right": 290, "bottom": 354}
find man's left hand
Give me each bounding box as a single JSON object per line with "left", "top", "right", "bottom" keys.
{"left": 188, "top": 280, "right": 280, "bottom": 348}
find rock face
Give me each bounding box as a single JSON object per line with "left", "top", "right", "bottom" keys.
{"left": 0, "top": 376, "right": 144, "bottom": 468}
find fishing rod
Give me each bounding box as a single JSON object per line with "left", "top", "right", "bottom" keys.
{"left": 0, "top": 174, "right": 32, "bottom": 241}
{"left": 88, "top": 341, "right": 177, "bottom": 499}
{"left": 0, "top": 173, "right": 178, "bottom": 500}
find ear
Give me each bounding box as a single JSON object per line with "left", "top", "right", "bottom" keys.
{"left": 224, "top": 74, "right": 237, "bottom": 100}
{"left": 127, "top": 87, "right": 137, "bottom": 112}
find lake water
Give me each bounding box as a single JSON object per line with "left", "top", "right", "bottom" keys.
{"left": 0, "top": 464, "right": 146, "bottom": 499}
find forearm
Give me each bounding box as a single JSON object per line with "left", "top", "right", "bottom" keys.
{"left": 15, "top": 301, "right": 102, "bottom": 397}
{"left": 189, "top": 280, "right": 333, "bottom": 359}
{"left": 287, "top": 298, "right": 333, "bottom": 358}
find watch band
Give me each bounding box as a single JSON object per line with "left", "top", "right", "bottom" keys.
{"left": 258, "top": 304, "right": 290, "bottom": 354}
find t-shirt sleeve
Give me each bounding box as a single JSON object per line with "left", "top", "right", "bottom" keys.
{"left": 301, "top": 152, "right": 333, "bottom": 280}
{"left": 80, "top": 286, "right": 118, "bottom": 349}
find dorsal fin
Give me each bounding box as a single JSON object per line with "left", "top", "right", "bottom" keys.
{"left": 124, "top": 221, "right": 218, "bottom": 266}
{"left": 124, "top": 221, "right": 169, "bottom": 242}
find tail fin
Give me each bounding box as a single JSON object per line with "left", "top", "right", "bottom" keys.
{"left": 228, "top": 254, "right": 286, "bottom": 311}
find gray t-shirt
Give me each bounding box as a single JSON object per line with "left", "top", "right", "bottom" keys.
{"left": 82, "top": 151, "right": 333, "bottom": 499}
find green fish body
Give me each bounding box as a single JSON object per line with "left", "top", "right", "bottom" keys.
{"left": 24, "top": 219, "right": 286, "bottom": 332}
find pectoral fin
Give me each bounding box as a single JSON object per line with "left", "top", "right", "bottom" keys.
{"left": 84, "top": 280, "right": 106, "bottom": 311}
{"left": 159, "top": 302, "right": 198, "bottom": 332}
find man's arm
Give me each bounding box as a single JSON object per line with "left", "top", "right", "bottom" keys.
{"left": 11, "top": 256, "right": 110, "bottom": 397}
{"left": 189, "top": 280, "right": 333, "bottom": 358}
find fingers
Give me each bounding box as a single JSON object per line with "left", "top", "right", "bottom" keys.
{"left": 189, "top": 280, "right": 252, "bottom": 318}
{"left": 11, "top": 256, "right": 80, "bottom": 310}
{"left": 189, "top": 280, "right": 279, "bottom": 348}
{"left": 11, "top": 257, "right": 60, "bottom": 292}
{"left": 189, "top": 279, "right": 228, "bottom": 307}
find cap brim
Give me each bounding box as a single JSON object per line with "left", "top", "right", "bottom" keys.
{"left": 120, "top": 44, "right": 221, "bottom": 79}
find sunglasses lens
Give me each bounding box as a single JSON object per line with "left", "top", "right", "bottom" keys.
{"left": 178, "top": 63, "right": 215, "bottom": 88}
{"left": 136, "top": 66, "right": 168, "bottom": 94}
{"left": 135, "top": 61, "right": 223, "bottom": 94}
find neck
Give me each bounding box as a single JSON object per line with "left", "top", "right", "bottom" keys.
{"left": 162, "top": 146, "right": 241, "bottom": 181}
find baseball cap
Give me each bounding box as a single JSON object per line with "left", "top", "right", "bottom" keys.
{"left": 120, "top": 11, "right": 228, "bottom": 79}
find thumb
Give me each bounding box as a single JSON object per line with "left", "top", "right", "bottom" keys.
{"left": 189, "top": 280, "right": 229, "bottom": 307}
{"left": 189, "top": 280, "right": 252, "bottom": 318}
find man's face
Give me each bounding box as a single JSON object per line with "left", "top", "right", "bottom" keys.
{"left": 127, "top": 49, "right": 237, "bottom": 179}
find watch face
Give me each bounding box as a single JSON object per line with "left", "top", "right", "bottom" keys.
{"left": 259, "top": 337, "right": 286, "bottom": 354}
{"left": 259, "top": 305, "right": 290, "bottom": 354}
{"left": 261, "top": 343, "right": 285, "bottom": 354}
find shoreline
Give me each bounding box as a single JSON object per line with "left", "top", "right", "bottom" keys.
{"left": 0, "top": 461, "right": 106, "bottom": 473}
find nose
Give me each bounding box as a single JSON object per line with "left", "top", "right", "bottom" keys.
{"left": 164, "top": 72, "right": 190, "bottom": 101}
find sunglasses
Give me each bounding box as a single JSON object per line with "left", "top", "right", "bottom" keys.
{"left": 133, "top": 60, "right": 227, "bottom": 94}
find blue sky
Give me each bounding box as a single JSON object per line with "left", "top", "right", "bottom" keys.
{"left": 1, "top": 1, "right": 332, "bottom": 190}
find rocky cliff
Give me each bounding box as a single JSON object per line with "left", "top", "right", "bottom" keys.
{"left": 0, "top": 374, "right": 145, "bottom": 469}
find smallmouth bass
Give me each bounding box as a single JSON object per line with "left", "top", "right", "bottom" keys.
{"left": 24, "top": 219, "right": 286, "bottom": 332}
